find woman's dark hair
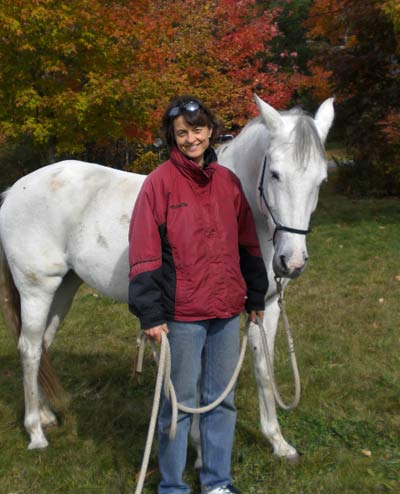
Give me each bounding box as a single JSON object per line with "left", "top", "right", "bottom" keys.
{"left": 161, "top": 95, "right": 221, "bottom": 149}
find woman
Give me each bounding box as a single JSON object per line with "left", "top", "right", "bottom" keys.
{"left": 128, "top": 95, "right": 268, "bottom": 494}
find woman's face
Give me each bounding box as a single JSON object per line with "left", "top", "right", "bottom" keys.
{"left": 173, "top": 115, "right": 212, "bottom": 167}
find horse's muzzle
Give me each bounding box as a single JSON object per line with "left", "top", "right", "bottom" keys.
{"left": 273, "top": 255, "right": 308, "bottom": 279}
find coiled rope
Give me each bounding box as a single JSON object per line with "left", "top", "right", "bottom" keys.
{"left": 134, "top": 326, "right": 248, "bottom": 494}
{"left": 257, "top": 277, "right": 301, "bottom": 411}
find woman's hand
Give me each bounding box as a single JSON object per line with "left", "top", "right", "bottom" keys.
{"left": 249, "top": 310, "right": 264, "bottom": 323}
{"left": 144, "top": 323, "right": 169, "bottom": 343}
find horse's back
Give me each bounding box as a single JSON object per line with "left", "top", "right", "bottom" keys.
{"left": 2, "top": 160, "right": 144, "bottom": 203}
{"left": 0, "top": 161, "right": 145, "bottom": 302}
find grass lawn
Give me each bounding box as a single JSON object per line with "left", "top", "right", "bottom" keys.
{"left": 0, "top": 175, "right": 399, "bottom": 493}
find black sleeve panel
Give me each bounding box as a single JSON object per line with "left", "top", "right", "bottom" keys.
{"left": 240, "top": 247, "right": 269, "bottom": 312}
{"left": 128, "top": 267, "right": 166, "bottom": 329}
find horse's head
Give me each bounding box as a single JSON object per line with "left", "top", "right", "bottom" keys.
{"left": 254, "top": 94, "right": 334, "bottom": 279}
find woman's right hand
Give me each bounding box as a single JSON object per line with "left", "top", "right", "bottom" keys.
{"left": 144, "top": 323, "right": 169, "bottom": 343}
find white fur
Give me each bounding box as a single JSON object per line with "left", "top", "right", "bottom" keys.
{"left": 0, "top": 95, "right": 334, "bottom": 453}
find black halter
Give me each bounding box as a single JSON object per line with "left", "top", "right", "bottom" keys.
{"left": 258, "top": 156, "right": 311, "bottom": 243}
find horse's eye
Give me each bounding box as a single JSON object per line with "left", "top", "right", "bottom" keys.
{"left": 270, "top": 170, "right": 280, "bottom": 181}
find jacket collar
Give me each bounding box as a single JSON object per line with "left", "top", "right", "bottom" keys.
{"left": 170, "top": 147, "right": 217, "bottom": 185}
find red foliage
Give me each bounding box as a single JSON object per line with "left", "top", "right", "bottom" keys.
{"left": 106, "top": 0, "right": 300, "bottom": 134}
{"left": 0, "top": 0, "right": 302, "bottom": 156}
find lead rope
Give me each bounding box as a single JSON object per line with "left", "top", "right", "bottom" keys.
{"left": 134, "top": 290, "right": 301, "bottom": 494}
{"left": 134, "top": 325, "right": 249, "bottom": 494}
{"left": 256, "top": 277, "right": 301, "bottom": 411}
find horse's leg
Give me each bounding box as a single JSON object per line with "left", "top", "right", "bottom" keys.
{"left": 44, "top": 271, "right": 82, "bottom": 348}
{"left": 38, "top": 271, "right": 82, "bottom": 427}
{"left": 248, "top": 298, "right": 299, "bottom": 459}
{"left": 18, "top": 276, "right": 63, "bottom": 450}
{"left": 190, "top": 412, "right": 202, "bottom": 469}
{"left": 38, "top": 392, "right": 58, "bottom": 429}
{"left": 189, "top": 377, "right": 202, "bottom": 469}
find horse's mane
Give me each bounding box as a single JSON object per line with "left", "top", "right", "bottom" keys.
{"left": 282, "top": 108, "right": 326, "bottom": 171}
{"left": 0, "top": 190, "right": 9, "bottom": 207}
{"left": 230, "top": 108, "right": 326, "bottom": 172}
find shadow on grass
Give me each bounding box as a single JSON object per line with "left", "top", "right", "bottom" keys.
{"left": 0, "top": 353, "right": 25, "bottom": 425}
{"left": 56, "top": 350, "right": 156, "bottom": 450}
{"left": 1, "top": 347, "right": 274, "bottom": 489}
{"left": 1, "top": 348, "right": 157, "bottom": 460}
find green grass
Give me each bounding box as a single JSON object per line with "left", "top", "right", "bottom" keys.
{"left": 1, "top": 177, "right": 399, "bottom": 493}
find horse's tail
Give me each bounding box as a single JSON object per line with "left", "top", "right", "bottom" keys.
{"left": 0, "top": 193, "right": 22, "bottom": 344}
{"left": 0, "top": 192, "right": 66, "bottom": 406}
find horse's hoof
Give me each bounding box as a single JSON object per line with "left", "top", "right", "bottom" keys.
{"left": 28, "top": 438, "right": 49, "bottom": 450}
{"left": 40, "top": 408, "right": 58, "bottom": 428}
{"left": 43, "top": 419, "right": 58, "bottom": 429}
{"left": 272, "top": 442, "right": 299, "bottom": 461}
{"left": 41, "top": 415, "right": 58, "bottom": 428}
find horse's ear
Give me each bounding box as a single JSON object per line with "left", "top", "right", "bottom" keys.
{"left": 314, "top": 97, "right": 335, "bottom": 143}
{"left": 254, "top": 93, "right": 283, "bottom": 132}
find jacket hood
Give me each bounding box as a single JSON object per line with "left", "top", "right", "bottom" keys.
{"left": 170, "top": 147, "right": 218, "bottom": 185}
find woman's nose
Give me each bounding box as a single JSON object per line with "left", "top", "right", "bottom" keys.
{"left": 186, "top": 131, "right": 196, "bottom": 142}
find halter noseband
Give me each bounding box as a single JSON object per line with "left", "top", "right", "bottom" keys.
{"left": 258, "top": 156, "right": 311, "bottom": 243}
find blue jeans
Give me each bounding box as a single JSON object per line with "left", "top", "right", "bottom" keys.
{"left": 157, "top": 316, "right": 240, "bottom": 494}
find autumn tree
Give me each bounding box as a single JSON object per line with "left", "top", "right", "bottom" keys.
{"left": 383, "top": 0, "right": 400, "bottom": 50}
{"left": 0, "top": 0, "right": 143, "bottom": 164}
{"left": 380, "top": 0, "right": 400, "bottom": 160}
{"left": 0, "top": 0, "right": 302, "bottom": 179}
{"left": 306, "top": 0, "right": 400, "bottom": 195}
{"left": 261, "top": 1, "right": 313, "bottom": 70}
{"left": 110, "top": 0, "right": 301, "bottom": 132}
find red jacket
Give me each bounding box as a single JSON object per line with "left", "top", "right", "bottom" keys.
{"left": 128, "top": 147, "right": 268, "bottom": 329}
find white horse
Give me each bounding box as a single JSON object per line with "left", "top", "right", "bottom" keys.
{"left": 0, "top": 95, "right": 334, "bottom": 455}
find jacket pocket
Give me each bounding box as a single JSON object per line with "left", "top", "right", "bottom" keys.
{"left": 175, "top": 266, "right": 194, "bottom": 304}
{"left": 227, "top": 265, "right": 247, "bottom": 309}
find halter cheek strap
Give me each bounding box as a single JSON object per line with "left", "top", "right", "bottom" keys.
{"left": 258, "top": 156, "right": 311, "bottom": 242}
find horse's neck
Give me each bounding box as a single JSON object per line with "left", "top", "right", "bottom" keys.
{"left": 218, "top": 119, "right": 268, "bottom": 202}
{"left": 217, "top": 120, "right": 275, "bottom": 267}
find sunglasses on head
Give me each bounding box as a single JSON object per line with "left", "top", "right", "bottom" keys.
{"left": 168, "top": 101, "right": 200, "bottom": 118}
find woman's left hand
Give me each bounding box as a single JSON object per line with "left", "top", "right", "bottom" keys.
{"left": 249, "top": 310, "right": 264, "bottom": 323}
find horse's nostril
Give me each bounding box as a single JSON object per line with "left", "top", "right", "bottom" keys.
{"left": 280, "top": 255, "right": 288, "bottom": 271}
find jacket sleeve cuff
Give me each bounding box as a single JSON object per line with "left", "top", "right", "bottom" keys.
{"left": 129, "top": 306, "right": 166, "bottom": 330}
{"left": 244, "top": 295, "right": 266, "bottom": 313}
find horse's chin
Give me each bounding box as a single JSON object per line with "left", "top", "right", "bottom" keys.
{"left": 287, "top": 267, "right": 304, "bottom": 279}
{"left": 273, "top": 263, "right": 307, "bottom": 280}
